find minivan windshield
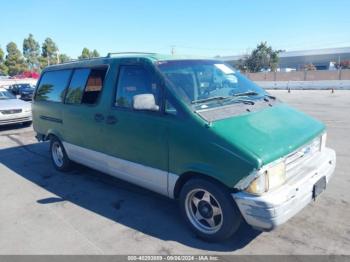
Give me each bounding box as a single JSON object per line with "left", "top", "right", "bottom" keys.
{"left": 156, "top": 60, "right": 267, "bottom": 110}
{"left": 0, "top": 90, "right": 16, "bottom": 100}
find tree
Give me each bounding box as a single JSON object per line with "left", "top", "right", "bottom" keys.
{"left": 237, "top": 56, "right": 249, "bottom": 72}
{"left": 23, "top": 34, "right": 40, "bottom": 71}
{"left": 78, "top": 48, "right": 100, "bottom": 59}
{"left": 79, "top": 48, "right": 91, "bottom": 59}
{"left": 5, "top": 42, "right": 28, "bottom": 76}
{"left": 0, "top": 47, "right": 5, "bottom": 63}
{"left": 238, "top": 42, "right": 281, "bottom": 72}
{"left": 38, "top": 56, "right": 48, "bottom": 70}
{"left": 0, "top": 46, "right": 8, "bottom": 75}
{"left": 42, "top": 37, "right": 58, "bottom": 65}
{"left": 91, "top": 49, "right": 100, "bottom": 58}
{"left": 58, "top": 53, "right": 71, "bottom": 63}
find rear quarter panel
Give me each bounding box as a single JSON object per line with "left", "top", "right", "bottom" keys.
{"left": 32, "top": 101, "right": 65, "bottom": 141}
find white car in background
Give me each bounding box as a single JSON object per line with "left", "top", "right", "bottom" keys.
{"left": 0, "top": 87, "right": 32, "bottom": 126}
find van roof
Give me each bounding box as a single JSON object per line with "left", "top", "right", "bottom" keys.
{"left": 44, "top": 52, "right": 213, "bottom": 71}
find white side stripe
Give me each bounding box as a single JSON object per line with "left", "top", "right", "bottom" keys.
{"left": 63, "top": 142, "right": 178, "bottom": 198}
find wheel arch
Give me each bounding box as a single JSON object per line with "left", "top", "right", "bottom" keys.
{"left": 173, "top": 171, "right": 233, "bottom": 199}
{"left": 45, "top": 129, "right": 64, "bottom": 142}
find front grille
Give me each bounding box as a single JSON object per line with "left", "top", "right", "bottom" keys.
{"left": 0, "top": 109, "right": 22, "bottom": 115}
{"left": 285, "top": 137, "right": 321, "bottom": 177}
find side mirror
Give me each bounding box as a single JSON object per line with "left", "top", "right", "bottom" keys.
{"left": 132, "top": 94, "right": 159, "bottom": 111}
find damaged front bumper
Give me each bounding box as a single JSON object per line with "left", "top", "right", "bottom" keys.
{"left": 232, "top": 147, "right": 336, "bottom": 231}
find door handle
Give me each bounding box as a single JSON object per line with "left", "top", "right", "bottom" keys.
{"left": 106, "top": 115, "right": 118, "bottom": 125}
{"left": 94, "top": 113, "right": 104, "bottom": 122}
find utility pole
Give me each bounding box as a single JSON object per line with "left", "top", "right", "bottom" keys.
{"left": 171, "top": 46, "right": 175, "bottom": 56}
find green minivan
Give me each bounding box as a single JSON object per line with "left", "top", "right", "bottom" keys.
{"left": 32, "top": 53, "right": 336, "bottom": 242}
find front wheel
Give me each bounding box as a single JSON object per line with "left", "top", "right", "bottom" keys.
{"left": 179, "top": 178, "right": 242, "bottom": 242}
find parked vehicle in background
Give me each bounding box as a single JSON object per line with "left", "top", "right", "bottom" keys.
{"left": 10, "top": 75, "right": 26, "bottom": 79}
{"left": 19, "top": 86, "right": 35, "bottom": 101}
{"left": 0, "top": 87, "right": 32, "bottom": 126}
{"left": 8, "top": 83, "right": 33, "bottom": 96}
{"left": 32, "top": 53, "right": 336, "bottom": 242}
{"left": 22, "top": 71, "right": 40, "bottom": 79}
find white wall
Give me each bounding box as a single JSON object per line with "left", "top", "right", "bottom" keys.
{"left": 257, "top": 80, "right": 350, "bottom": 90}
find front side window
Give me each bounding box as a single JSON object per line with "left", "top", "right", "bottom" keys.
{"left": 35, "top": 70, "right": 72, "bottom": 102}
{"left": 115, "top": 65, "right": 160, "bottom": 109}
{"left": 156, "top": 60, "right": 267, "bottom": 110}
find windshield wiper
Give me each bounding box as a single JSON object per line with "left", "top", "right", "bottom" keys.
{"left": 191, "top": 96, "right": 229, "bottom": 104}
{"left": 232, "top": 91, "right": 259, "bottom": 97}
{"left": 225, "top": 97, "right": 255, "bottom": 105}
{"left": 264, "top": 94, "right": 276, "bottom": 100}
{"left": 232, "top": 91, "right": 277, "bottom": 103}
{"left": 192, "top": 95, "right": 257, "bottom": 106}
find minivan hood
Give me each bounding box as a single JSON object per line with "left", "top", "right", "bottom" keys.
{"left": 0, "top": 99, "right": 31, "bottom": 110}
{"left": 211, "top": 103, "right": 325, "bottom": 167}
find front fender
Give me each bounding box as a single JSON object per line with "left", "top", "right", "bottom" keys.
{"left": 171, "top": 142, "right": 256, "bottom": 188}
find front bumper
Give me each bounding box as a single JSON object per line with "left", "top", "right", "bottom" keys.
{"left": 0, "top": 112, "right": 32, "bottom": 126}
{"left": 233, "top": 147, "right": 336, "bottom": 231}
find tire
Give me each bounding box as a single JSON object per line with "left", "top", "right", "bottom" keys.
{"left": 179, "top": 178, "right": 242, "bottom": 242}
{"left": 49, "top": 136, "right": 72, "bottom": 172}
{"left": 22, "top": 121, "right": 32, "bottom": 127}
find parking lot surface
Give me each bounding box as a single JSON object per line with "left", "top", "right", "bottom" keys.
{"left": 0, "top": 90, "right": 349, "bottom": 254}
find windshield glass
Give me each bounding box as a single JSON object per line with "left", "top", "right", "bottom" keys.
{"left": 157, "top": 60, "right": 267, "bottom": 110}
{"left": 0, "top": 90, "right": 16, "bottom": 100}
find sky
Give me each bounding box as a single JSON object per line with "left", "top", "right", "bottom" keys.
{"left": 1, "top": 0, "right": 350, "bottom": 59}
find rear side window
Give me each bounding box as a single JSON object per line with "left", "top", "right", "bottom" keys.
{"left": 35, "top": 70, "right": 72, "bottom": 102}
{"left": 82, "top": 68, "right": 107, "bottom": 104}
{"left": 65, "top": 67, "right": 107, "bottom": 105}
{"left": 65, "top": 69, "right": 90, "bottom": 104}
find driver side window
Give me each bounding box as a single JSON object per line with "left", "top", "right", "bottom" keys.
{"left": 115, "top": 65, "right": 160, "bottom": 109}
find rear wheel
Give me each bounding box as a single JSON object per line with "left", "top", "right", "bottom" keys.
{"left": 179, "top": 178, "right": 242, "bottom": 242}
{"left": 50, "top": 136, "right": 72, "bottom": 172}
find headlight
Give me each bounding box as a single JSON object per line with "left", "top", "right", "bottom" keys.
{"left": 245, "top": 172, "right": 267, "bottom": 195}
{"left": 245, "top": 161, "right": 286, "bottom": 195}
{"left": 320, "top": 132, "right": 327, "bottom": 151}
{"left": 267, "top": 161, "right": 286, "bottom": 190}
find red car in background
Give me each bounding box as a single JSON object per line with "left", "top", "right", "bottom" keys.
{"left": 10, "top": 71, "right": 40, "bottom": 79}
